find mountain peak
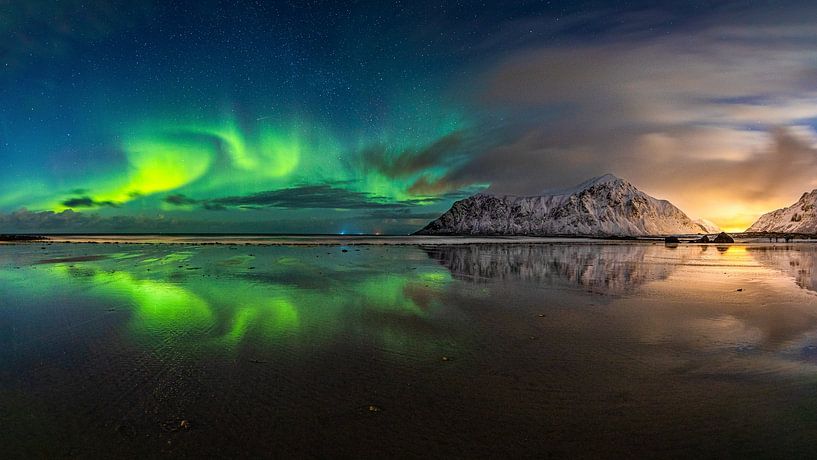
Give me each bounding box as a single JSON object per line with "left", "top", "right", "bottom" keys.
{"left": 589, "top": 173, "right": 623, "bottom": 184}
{"left": 541, "top": 173, "right": 626, "bottom": 196}
{"left": 417, "top": 174, "right": 702, "bottom": 236}
{"left": 576, "top": 173, "right": 626, "bottom": 189}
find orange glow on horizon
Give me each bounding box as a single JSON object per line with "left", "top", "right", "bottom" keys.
{"left": 667, "top": 195, "right": 789, "bottom": 234}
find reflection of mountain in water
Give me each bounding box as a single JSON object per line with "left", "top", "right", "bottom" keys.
{"left": 748, "top": 246, "right": 817, "bottom": 294}
{"left": 422, "top": 244, "right": 679, "bottom": 294}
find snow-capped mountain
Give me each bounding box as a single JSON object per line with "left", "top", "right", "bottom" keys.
{"left": 693, "top": 218, "right": 721, "bottom": 234}
{"left": 416, "top": 174, "right": 710, "bottom": 236}
{"left": 747, "top": 189, "right": 817, "bottom": 233}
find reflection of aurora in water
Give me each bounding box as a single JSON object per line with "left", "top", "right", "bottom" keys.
{"left": 0, "top": 244, "right": 452, "bottom": 354}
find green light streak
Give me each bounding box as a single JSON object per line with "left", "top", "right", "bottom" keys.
{"left": 17, "top": 109, "right": 469, "bottom": 215}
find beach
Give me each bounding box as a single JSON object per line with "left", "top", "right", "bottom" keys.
{"left": 3, "top": 240, "right": 817, "bottom": 457}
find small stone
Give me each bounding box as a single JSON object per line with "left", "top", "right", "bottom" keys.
{"left": 736, "top": 288, "right": 743, "bottom": 292}
{"left": 179, "top": 420, "right": 190, "bottom": 430}
{"left": 441, "top": 356, "right": 450, "bottom": 361}
{"left": 367, "top": 405, "right": 382, "bottom": 412}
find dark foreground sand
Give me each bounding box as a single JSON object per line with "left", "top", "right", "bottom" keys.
{"left": 2, "top": 241, "right": 817, "bottom": 457}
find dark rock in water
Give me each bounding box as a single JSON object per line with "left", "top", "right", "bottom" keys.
{"left": 713, "top": 232, "right": 734, "bottom": 243}
{"left": 664, "top": 236, "right": 680, "bottom": 244}
{"left": 696, "top": 235, "right": 710, "bottom": 243}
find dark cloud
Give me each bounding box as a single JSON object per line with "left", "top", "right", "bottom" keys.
{"left": 363, "top": 132, "right": 465, "bottom": 179}
{"left": 202, "top": 202, "right": 228, "bottom": 211}
{"left": 62, "top": 196, "right": 119, "bottom": 208}
{"left": 164, "top": 194, "right": 199, "bottom": 206}
{"left": 213, "top": 185, "right": 404, "bottom": 209}
{"left": 165, "top": 184, "right": 439, "bottom": 211}
{"left": 406, "top": 175, "right": 477, "bottom": 197}
{"left": 0, "top": 208, "right": 439, "bottom": 235}
{"left": 0, "top": 209, "right": 180, "bottom": 233}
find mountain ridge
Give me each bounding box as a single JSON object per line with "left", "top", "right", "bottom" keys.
{"left": 416, "top": 174, "right": 713, "bottom": 237}
{"left": 747, "top": 189, "right": 817, "bottom": 233}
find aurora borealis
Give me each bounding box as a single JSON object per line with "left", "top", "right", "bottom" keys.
{"left": 5, "top": 1, "right": 817, "bottom": 232}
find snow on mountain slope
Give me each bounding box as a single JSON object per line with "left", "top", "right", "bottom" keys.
{"left": 416, "top": 174, "right": 707, "bottom": 236}
{"left": 747, "top": 190, "right": 817, "bottom": 233}
{"left": 693, "top": 218, "right": 721, "bottom": 234}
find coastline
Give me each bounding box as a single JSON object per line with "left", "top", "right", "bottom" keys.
{"left": 2, "top": 232, "right": 816, "bottom": 245}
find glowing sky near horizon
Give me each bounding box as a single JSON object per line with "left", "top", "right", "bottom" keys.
{"left": 4, "top": 1, "right": 817, "bottom": 233}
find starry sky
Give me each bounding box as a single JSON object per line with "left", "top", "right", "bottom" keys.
{"left": 2, "top": 0, "right": 817, "bottom": 233}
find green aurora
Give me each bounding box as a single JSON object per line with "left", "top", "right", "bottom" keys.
{"left": 2, "top": 1, "right": 487, "bottom": 234}
{"left": 21, "top": 114, "right": 474, "bottom": 229}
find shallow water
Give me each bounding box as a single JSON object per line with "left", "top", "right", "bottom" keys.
{"left": 2, "top": 242, "right": 817, "bottom": 457}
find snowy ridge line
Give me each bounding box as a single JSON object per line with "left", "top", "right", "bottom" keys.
{"left": 416, "top": 174, "right": 719, "bottom": 237}
{"left": 748, "top": 190, "right": 817, "bottom": 233}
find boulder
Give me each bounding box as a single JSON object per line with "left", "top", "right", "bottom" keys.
{"left": 712, "top": 232, "right": 734, "bottom": 243}
{"left": 695, "top": 235, "right": 710, "bottom": 243}
{"left": 664, "top": 236, "right": 680, "bottom": 244}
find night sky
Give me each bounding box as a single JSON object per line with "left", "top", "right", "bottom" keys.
{"left": 3, "top": 0, "right": 817, "bottom": 233}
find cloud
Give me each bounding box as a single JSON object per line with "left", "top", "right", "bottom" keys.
{"left": 0, "top": 209, "right": 179, "bottom": 233}
{"left": 0, "top": 207, "right": 442, "bottom": 235}
{"left": 164, "top": 184, "right": 439, "bottom": 211}
{"left": 362, "top": 132, "right": 465, "bottom": 179}
{"left": 164, "top": 194, "right": 199, "bottom": 206}
{"left": 62, "top": 196, "right": 119, "bottom": 208}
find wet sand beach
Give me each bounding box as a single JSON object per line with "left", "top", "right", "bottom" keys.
{"left": 3, "top": 241, "right": 817, "bottom": 457}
